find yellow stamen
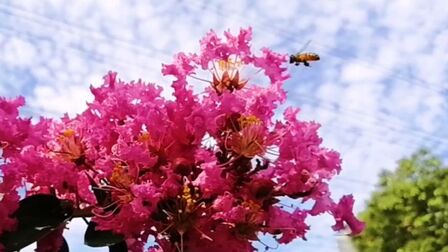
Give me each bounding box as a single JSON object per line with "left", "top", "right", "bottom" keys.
{"left": 238, "top": 115, "right": 261, "bottom": 129}
{"left": 62, "top": 129, "right": 76, "bottom": 137}
{"left": 217, "top": 58, "right": 242, "bottom": 71}
{"left": 55, "top": 128, "right": 84, "bottom": 163}
{"left": 241, "top": 200, "right": 261, "bottom": 212}
{"left": 110, "top": 165, "right": 134, "bottom": 188}
{"left": 211, "top": 56, "right": 247, "bottom": 94}
{"left": 230, "top": 125, "right": 266, "bottom": 158}
{"left": 182, "top": 184, "right": 196, "bottom": 213}
{"left": 138, "top": 131, "right": 151, "bottom": 142}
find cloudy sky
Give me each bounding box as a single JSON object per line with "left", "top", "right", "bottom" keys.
{"left": 1, "top": 0, "right": 447, "bottom": 251}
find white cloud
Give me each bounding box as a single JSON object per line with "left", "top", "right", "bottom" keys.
{"left": 2, "top": 37, "right": 36, "bottom": 67}
{"left": 340, "top": 62, "right": 385, "bottom": 84}
{"left": 29, "top": 84, "right": 93, "bottom": 117}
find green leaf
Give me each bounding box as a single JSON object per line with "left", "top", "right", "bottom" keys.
{"left": 0, "top": 194, "right": 73, "bottom": 252}
{"left": 84, "top": 221, "right": 124, "bottom": 247}
{"left": 353, "top": 149, "right": 448, "bottom": 252}
{"left": 109, "top": 241, "right": 128, "bottom": 252}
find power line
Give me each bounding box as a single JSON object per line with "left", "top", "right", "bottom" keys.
{"left": 2, "top": 8, "right": 446, "bottom": 149}
{"left": 3, "top": 1, "right": 447, "bottom": 97}
{"left": 0, "top": 34, "right": 441, "bottom": 159}
{"left": 316, "top": 114, "right": 441, "bottom": 155}
{"left": 0, "top": 1, "right": 442, "bottom": 185}
{"left": 6, "top": 0, "right": 444, "bottom": 147}
{"left": 2, "top": 2, "right": 447, "bottom": 112}
{"left": 0, "top": 18, "right": 443, "bottom": 184}
{"left": 0, "top": 3, "right": 173, "bottom": 59}
{"left": 184, "top": 1, "right": 447, "bottom": 96}
{"left": 0, "top": 23, "right": 428, "bottom": 152}
{"left": 0, "top": 25, "right": 162, "bottom": 77}
{"left": 297, "top": 94, "right": 448, "bottom": 145}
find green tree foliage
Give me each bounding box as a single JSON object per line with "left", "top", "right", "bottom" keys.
{"left": 353, "top": 150, "right": 448, "bottom": 252}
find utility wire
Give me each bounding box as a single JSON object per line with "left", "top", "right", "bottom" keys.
{"left": 0, "top": 2, "right": 440, "bottom": 189}
{"left": 184, "top": 1, "right": 447, "bottom": 95}
{"left": 2, "top": 2, "right": 447, "bottom": 96}
{"left": 1, "top": 11, "right": 445, "bottom": 149}
{"left": 2, "top": 2, "right": 446, "bottom": 147}
{"left": 0, "top": 21, "right": 441, "bottom": 187}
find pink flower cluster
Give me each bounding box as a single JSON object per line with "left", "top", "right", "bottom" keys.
{"left": 0, "top": 28, "right": 364, "bottom": 251}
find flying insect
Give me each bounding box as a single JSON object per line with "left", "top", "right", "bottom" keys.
{"left": 289, "top": 40, "right": 320, "bottom": 67}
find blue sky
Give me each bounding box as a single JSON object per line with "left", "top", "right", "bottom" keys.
{"left": 0, "top": 0, "right": 447, "bottom": 251}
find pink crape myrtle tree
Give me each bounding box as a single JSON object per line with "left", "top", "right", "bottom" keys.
{"left": 0, "top": 28, "right": 364, "bottom": 252}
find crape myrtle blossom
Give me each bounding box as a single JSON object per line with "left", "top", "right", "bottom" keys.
{"left": 0, "top": 27, "right": 364, "bottom": 252}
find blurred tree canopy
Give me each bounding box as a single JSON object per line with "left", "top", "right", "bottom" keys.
{"left": 353, "top": 149, "right": 448, "bottom": 252}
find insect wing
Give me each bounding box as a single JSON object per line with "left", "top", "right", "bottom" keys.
{"left": 297, "top": 40, "right": 312, "bottom": 53}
